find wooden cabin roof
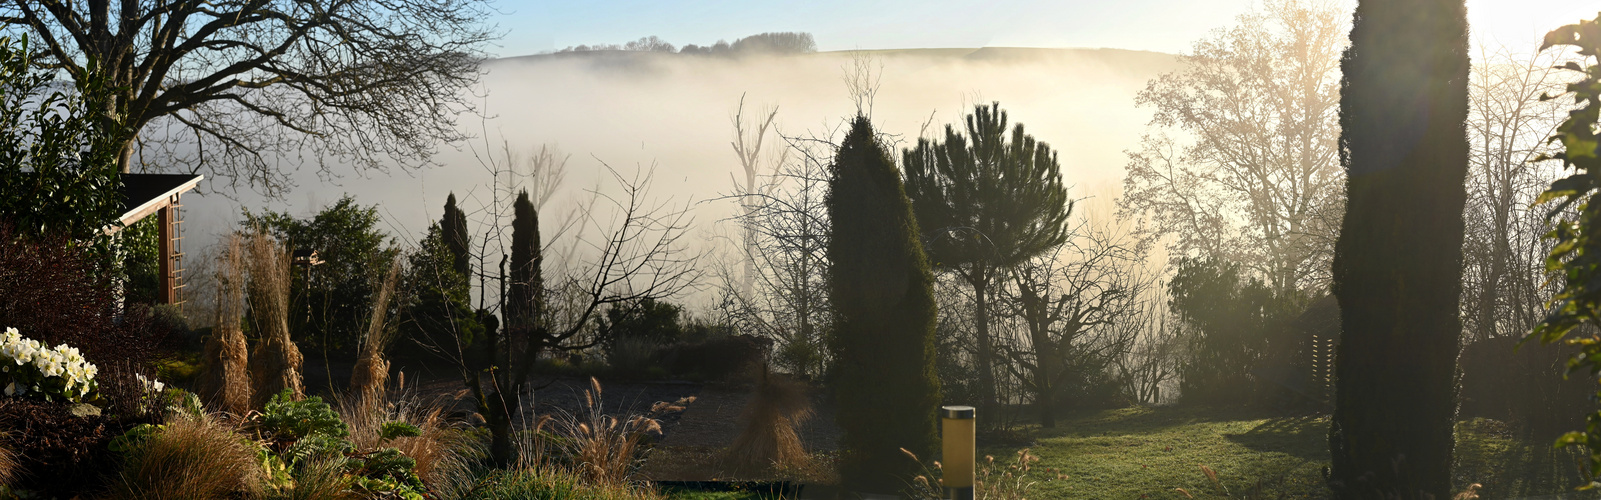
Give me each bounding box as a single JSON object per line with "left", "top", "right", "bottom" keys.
{"left": 111, "top": 173, "right": 201, "bottom": 232}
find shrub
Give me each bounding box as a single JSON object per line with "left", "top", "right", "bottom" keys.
{"left": 659, "top": 335, "right": 772, "bottom": 381}
{"left": 1168, "top": 257, "right": 1305, "bottom": 406}
{"left": 244, "top": 195, "right": 400, "bottom": 355}
{"left": 599, "top": 298, "right": 685, "bottom": 368}
{"left": 0, "top": 224, "right": 166, "bottom": 413}
{"left": 106, "top": 416, "right": 264, "bottom": 500}
{"left": 0, "top": 398, "right": 155, "bottom": 496}
{"left": 1458, "top": 335, "right": 1591, "bottom": 439}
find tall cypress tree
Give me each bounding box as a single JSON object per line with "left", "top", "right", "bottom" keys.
{"left": 826, "top": 116, "right": 942, "bottom": 493}
{"left": 507, "top": 189, "right": 544, "bottom": 330}
{"left": 1328, "top": 0, "right": 1469, "bottom": 497}
{"left": 902, "top": 102, "right": 1073, "bottom": 421}
{"left": 441, "top": 193, "right": 471, "bottom": 280}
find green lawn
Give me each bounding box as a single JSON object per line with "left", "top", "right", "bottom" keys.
{"left": 657, "top": 406, "right": 1598, "bottom": 499}
{"left": 974, "top": 406, "right": 1599, "bottom": 500}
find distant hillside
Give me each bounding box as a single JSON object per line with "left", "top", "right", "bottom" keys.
{"left": 490, "top": 47, "right": 1182, "bottom": 82}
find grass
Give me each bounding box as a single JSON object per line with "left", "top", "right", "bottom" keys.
{"left": 962, "top": 406, "right": 1600, "bottom": 500}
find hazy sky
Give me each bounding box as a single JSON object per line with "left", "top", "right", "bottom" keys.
{"left": 494, "top": 0, "right": 1595, "bottom": 57}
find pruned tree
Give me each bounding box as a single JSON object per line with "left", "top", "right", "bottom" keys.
{"left": 1119, "top": 0, "right": 1346, "bottom": 297}
{"left": 1328, "top": 0, "right": 1470, "bottom": 496}
{"left": 902, "top": 102, "right": 1073, "bottom": 419}
{"left": 997, "top": 215, "right": 1153, "bottom": 427}
{"left": 506, "top": 190, "right": 543, "bottom": 332}
{"left": 2, "top": 0, "right": 494, "bottom": 195}
{"left": 827, "top": 116, "right": 940, "bottom": 493}
{"left": 411, "top": 139, "right": 701, "bottom": 465}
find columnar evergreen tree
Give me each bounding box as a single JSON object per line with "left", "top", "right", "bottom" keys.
{"left": 442, "top": 193, "right": 472, "bottom": 280}
{"left": 1328, "top": 0, "right": 1470, "bottom": 497}
{"left": 826, "top": 116, "right": 941, "bottom": 493}
{"left": 507, "top": 189, "right": 544, "bottom": 329}
{"left": 902, "top": 102, "right": 1073, "bottom": 417}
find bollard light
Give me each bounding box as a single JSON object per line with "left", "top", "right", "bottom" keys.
{"left": 941, "top": 405, "right": 976, "bottom": 500}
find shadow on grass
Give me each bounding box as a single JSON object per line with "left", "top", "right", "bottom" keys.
{"left": 1224, "top": 415, "right": 1330, "bottom": 462}
{"left": 1032, "top": 405, "right": 1285, "bottom": 441}
{"left": 1454, "top": 418, "right": 1599, "bottom": 499}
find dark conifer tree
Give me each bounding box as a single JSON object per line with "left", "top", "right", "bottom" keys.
{"left": 441, "top": 193, "right": 471, "bottom": 280}
{"left": 1328, "top": 0, "right": 1469, "bottom": 497}
{"left": 507, "top": 189, "right": 544, "bottom": 329}
{"left": 902, "top": 102, "right": 1072, "bottom": 421}
{"left": 826, "top": 116, "right": 942, "bottom": 493}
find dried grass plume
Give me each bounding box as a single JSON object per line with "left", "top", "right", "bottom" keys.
{"left": 198, "top": 234, "right": 252, "bottom": 415}
{"left": 245, "top": 231, "right": 303, "bottom": 406}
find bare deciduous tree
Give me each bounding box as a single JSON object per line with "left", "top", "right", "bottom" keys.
{"left": 1119, "top": 0, "right": 1347, "bottom": 296}
{"left": 730, "top": 94, "right": 785, "bottom": 300}
{"left": 717, "top": 125, "right": 837, "bottom": 379}
{"left": 996, "top": 215, "right": 1154, "bottom": 427}
{"left": 3, "top": 0, "right": 494, "bottom": 195}
{"left": 1460, "top": 44, "right": 1571, "bottom": 344}
{"left": 411, "top": 139, "right": 700, "bottom": 465}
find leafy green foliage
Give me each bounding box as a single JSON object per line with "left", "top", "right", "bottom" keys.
{"left": 259, "top": 390, "right": 350, "bottom": 444}
{"left": 244, "top": 195, "right": 399, "bottom": 354}
{"left": 0, "top": 35, "right": 125, "bottom": 246}
{"left": 598, "top": 297, "right": 685, "bottom": 364}
{"left": 825, "top": 116, "right": 941, "bottom": 493}
{"left": 1168, "top": 258, "right": 1306, "bottom": 405}
{"left": 402, "top": 223, "right": 483, "bottom": 351}
{"left": 118, "top": 217, "right": 161, "bottom": 305}
{"left": 379, "top": 421, "right": 423, "bottom": 441}
{"left": 249, "top": 390, "right": 429, "bottom": 498}
{"left": 1525, "top": 13, "right": 1601, "bottom": 485}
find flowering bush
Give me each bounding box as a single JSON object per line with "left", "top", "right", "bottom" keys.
{"left": 0, "top": 327, "right": 98, "bottom": 403}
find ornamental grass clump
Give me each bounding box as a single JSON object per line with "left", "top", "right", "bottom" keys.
{"left": 245, "top": 232, "right": 304, "bottom": 408}
{"left": 348, "top": 257, "right": 403, "bottom": 408}
{"left": 339, "top": 388, "right": 470, "bottom": 489}
{"left": 552, "top": 377, "right": 693, "bottom": 486}
{"left": 105, "top": 414, "right": 264, "bottom": 500}
{"left": 0, "top": 327, "right": 98, "bottom": 403}
{"left": 199, "top": 233, "right": 252, "bottom": 415}
{"left": 725, "top": 367, "right": 813, "bottom": 472}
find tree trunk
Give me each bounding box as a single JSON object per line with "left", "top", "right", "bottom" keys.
{"left": 1033, "top": 330, "right": 1056, "bottom": 429}
{"left": 1328, "top": 0, "right": 1469, "bottom": 497}
{"left": 971, "top": 272, "right": 996, "bottom": 420}
{"left": 488, "top": 395, "right": 514, "bottom": 467}
{"left": 117, "top": 136, "right": 135, "bottom": 173}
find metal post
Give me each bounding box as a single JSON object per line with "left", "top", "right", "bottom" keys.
{"left": 941, "top": 405, "right": 976, "bottom": 500}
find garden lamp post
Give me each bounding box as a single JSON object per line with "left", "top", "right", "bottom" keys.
{"left": 942, "top": 405, "right": 975, "bottom": 500}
